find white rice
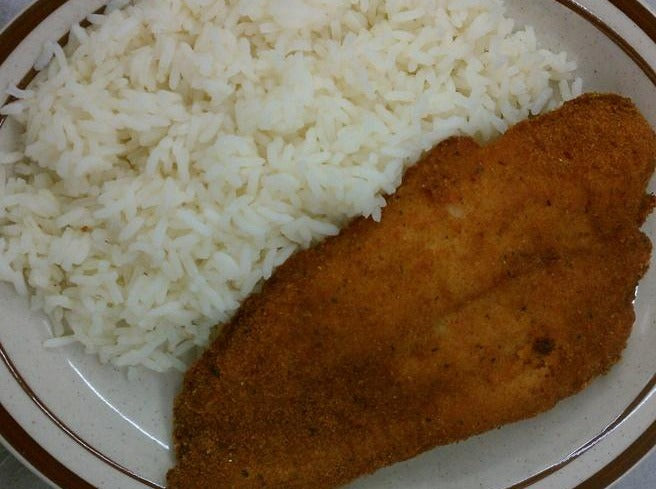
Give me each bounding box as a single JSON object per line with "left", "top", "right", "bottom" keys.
{"left": 0, "top": 0, "right": 582, "bottom": 373}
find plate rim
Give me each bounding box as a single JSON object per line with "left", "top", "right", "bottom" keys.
{"left": 1, "top": 1, "right": 656, "bottom": 488}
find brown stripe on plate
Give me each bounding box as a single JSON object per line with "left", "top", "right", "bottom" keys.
{"left": 0, "top": 403, "right": 96, "bottom": 489}
{"left": 555, "top": 0, "right": 656, "bottom": 86}
{"left": 0, "top": 341, "right": 164, "bottom": 489}
{"left": 0, "top": 3, "right": 104, "bottom": 129}
{"left": 576, "top": 418, "right": 656, "bottom": 489}
{"left": 0, "top": 1, "right": 655, "bottom": 489}
{"left": 507, "top": 372, "right": 656, "bottom": 489}
{"left": 0, "top": 0, "right": 68, "bottom": 66}
{"left": 609, "top": 0, "right": 656, "bottom": 44}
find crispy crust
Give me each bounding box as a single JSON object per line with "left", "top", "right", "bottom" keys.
{"left": 168, "top": 94, "right": 656, "bottom": 489}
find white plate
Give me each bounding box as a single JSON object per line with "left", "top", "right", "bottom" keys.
{"left": 1, "top": 1, "right": 656, "bottom": 488}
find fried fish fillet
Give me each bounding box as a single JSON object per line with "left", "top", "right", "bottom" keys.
{"left": 168, "top": 94, "right": 656, "bottom": 489}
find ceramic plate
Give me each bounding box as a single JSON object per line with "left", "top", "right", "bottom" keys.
{"left": 1, "top": 1, "right": 656, "bottom": 488}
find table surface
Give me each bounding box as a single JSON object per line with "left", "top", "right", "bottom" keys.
{"left": 0, "top": 0, "right": 656, "bottom": 488}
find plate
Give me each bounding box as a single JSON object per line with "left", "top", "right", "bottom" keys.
{"left": 1, "top": 1, "right": 656, "bottom": 488}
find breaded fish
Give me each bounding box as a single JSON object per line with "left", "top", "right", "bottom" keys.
{"left": 168, "top": 94, "right": 656, "bottom": 489}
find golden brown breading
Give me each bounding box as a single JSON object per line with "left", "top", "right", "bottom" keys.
{"left": 167, "top": 94, "right": 656, "bottom": 489}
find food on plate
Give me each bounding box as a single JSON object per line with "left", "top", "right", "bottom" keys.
{"left": 168, "top": 94, "right": 655, "bottom": 489}
{"left": 0, "top": 0, "right": 581, "bottom": 373}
